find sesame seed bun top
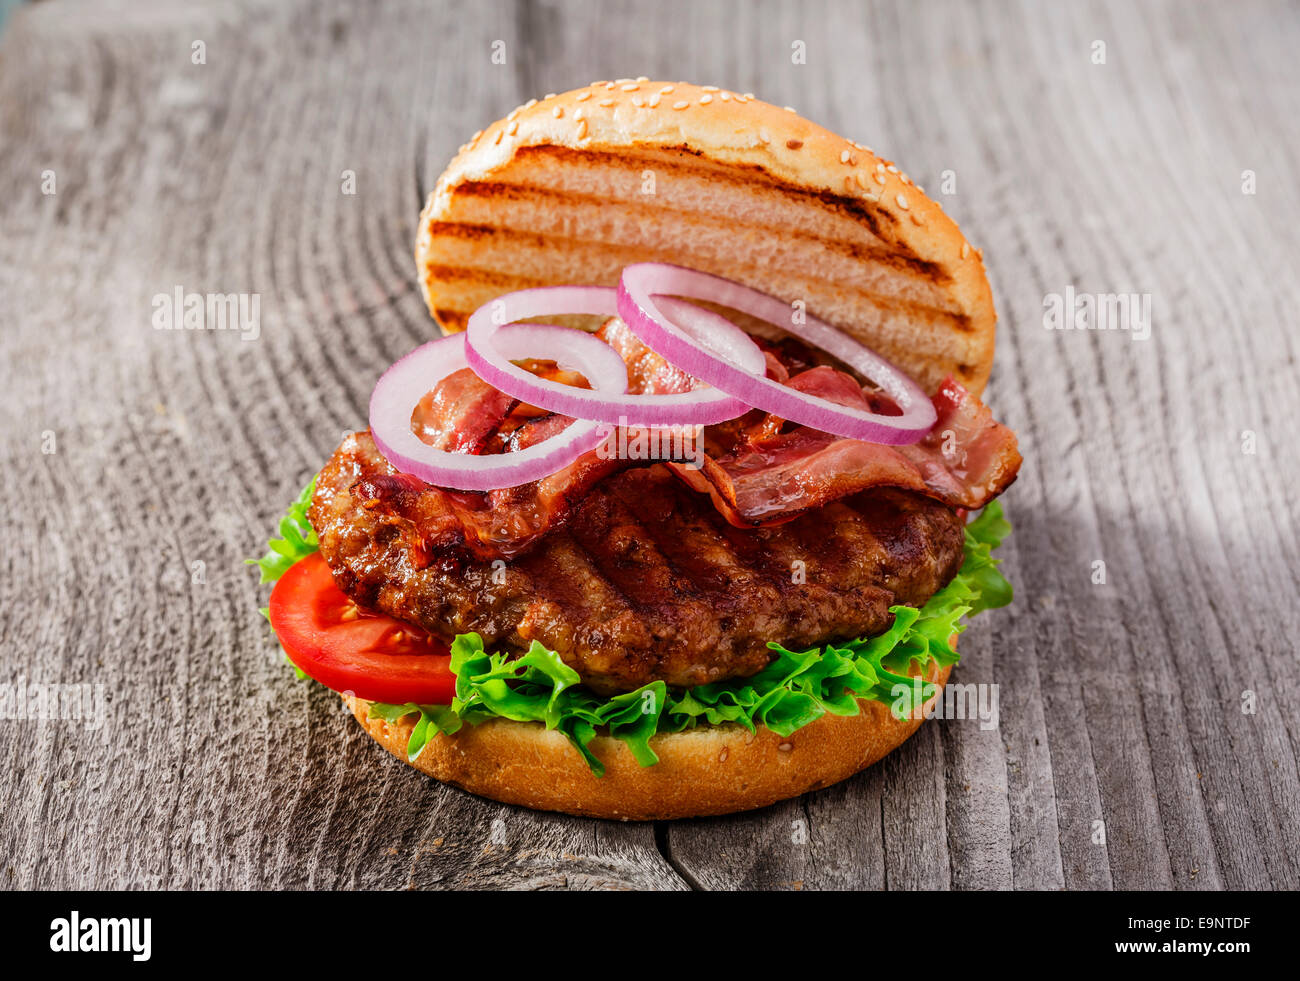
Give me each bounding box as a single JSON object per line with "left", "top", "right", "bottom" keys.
{"left": 419, "top": 79, "right": 997, "bottom": 395}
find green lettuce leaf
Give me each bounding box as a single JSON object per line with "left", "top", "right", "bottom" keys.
{"left": 248, "top": 477, "right": 317, "bottom": 678}
{"left": 247, "top": 477, "right": 318, "bottom": 584}
{"left": 254, "top": 481, "right": 1013, "bottom": 776}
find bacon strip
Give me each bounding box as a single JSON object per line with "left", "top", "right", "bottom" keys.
{"left": 898, "top": 376, "right": 1021, "bottom": 509}
{"left": 344, "top": 431, "right": 628, "bottom": 563}
{"left": 411, "top": 367, "right": 516, "bottom": 453}
{"left": 340, "top": 362, "right": 626, "bottom": 562}
{"left": 596, "top": 318, "right": 697, "bottom": 395}
{"left": 327, "top": 318, "right": 1018, "bottom": 562}
{"left": 667, "top": 379, "right": 1019, "bottom": 528}
{"left": 611, "top": 323, "right": 1020, "bottom": 525}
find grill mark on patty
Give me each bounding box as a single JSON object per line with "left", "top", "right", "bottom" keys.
{"left": 311, "top": 434, "right": 966, "bottom": 694}
{"left": 608, "top": 474, "right": 776, "bottom": 600}
{"left": 567, "top": 493, "right": 716, "bottom": 658}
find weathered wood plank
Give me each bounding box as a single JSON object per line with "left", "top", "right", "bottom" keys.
{"left": 655, "top": 0, "right": 1300, "bottom": 890}
{"left": 0, "top": 0, "right": 682, "bottom": 892}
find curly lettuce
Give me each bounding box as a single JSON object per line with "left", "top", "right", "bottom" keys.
{"left": 247, "top": 477, "right": 318, "bottom": 583}
{"left": 254, "top": 481, "right": 1012, "bottom": 777}
{"left": 249, "top": 477, "right": 317, "bottom": 677}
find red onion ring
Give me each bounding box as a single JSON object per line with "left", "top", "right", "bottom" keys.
{"left": 369, "top": 332, "right": 613, "bottom": 491}
{"left": 617, "top": 263, "right": 937, "bottom": 444}
{"left": 464, "top": 286, "right": 762, "bottom": 425}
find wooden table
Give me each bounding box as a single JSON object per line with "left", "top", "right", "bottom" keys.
{"left": 2, "top": 0, "right": 1297, "bottom": 891}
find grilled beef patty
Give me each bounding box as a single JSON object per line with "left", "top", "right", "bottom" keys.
{"left": 310, "top": 432, "right": 966, "bottom": 694}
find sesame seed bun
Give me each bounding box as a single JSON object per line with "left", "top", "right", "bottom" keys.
{"left": 417, "top": 80, "right": 996, "bottom": 395}
{"left": 343, "top": 660, "right": 951, "bottom": 821}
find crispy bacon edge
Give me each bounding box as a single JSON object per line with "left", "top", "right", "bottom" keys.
{"left": 328, "top": 317, "right": 1019, "bottom": 561}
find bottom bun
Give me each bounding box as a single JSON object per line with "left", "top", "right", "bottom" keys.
{"left": 344, "top": 659, "right": 951, "bottom": 821}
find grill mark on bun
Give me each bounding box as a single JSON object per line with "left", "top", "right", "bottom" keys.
{"left": 424, "top": 216, "right": 961, "bottom": 321}
{"left": 446, "top": 180, "right": 947, "bottom": 284}
{"left": 421, "top": 262, "right": 540, "bottom": 292}
{"left": 422, "top": 236, "right": 976, "bottom": 352}
{"left": 537, "top": 141, "right": 893, "bottom": 234}
{"left": 417, "top": 81, "right": 998, "bottom": 394}
{"left": 509, "top": 143, "right": 906, "bottom": 248}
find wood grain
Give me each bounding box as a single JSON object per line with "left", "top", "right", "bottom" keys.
{"left": 1, "top": 0, "right": 1296, "bottom": 891}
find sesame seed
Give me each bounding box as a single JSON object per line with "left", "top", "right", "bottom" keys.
{"left": 648, "top": 94, "right": 661, "bottom": 108}
{"left": 615, "top": 77, "right": 633, "bottom": 84}
{"left": 604, "top": 81, "right": 616, "bottom": 89}
{"left": 472, "top": 129, "right": 482, "bottom": 140}
{"left": 719, "top": 91, "right": 731, "bottom": 101}
{"left": 864, "top": 191, "right": 880, "bottom": 203}
{"left": 896, "top": 192, "right": 909, "bottom": 209}
{"left": 874, "top": 173, "right": 886, "bottom": 185}
{"left": 734, "top": 95, "right": 747, "bottom": 103}
{"left": 524, "top": 98, "right": 537, "bottom": 108}
{"left": 621, "top": 83, "right": 639, "bottom": 91}
{"left": 507, "top": 120, "right": 518, "bottom": 135}
{"left": 783, "top": 105, "right": 797, "bottom": 112}
{"left": 660, "top": 85, "right": 675, "bottom": 94}
{"left": 758, "top": 128, "right": 771, "bottom": 144}
{"left": 900, "top": 173, "right": 911, "bottom": 185}
{"left": 632, "top": 95, "right": 646, "bottom": 107}
{"left": 635, "top": 75, "right": 649, "bottom": 82}
{"left": 961, "top": 242, "right": 970, "bottom": 259}
{"left": 552, "top": 106, "right": 563, "bottom": 118}
{"left": 544, "top": 93, "right": 556, "bottom": 100}
{"left": 507, "top": 108, "right": 520, "bottom": 121}
{"left": 786, "top": 138, "right": 803, "bottom": 149}
{"left": 744, "top": 92, "right": 755, "bottom": 99}
{"left": 702, "top": 85, "right": 719, "bottom": 92}
{"left": 876, "top": 162, "right": 886, "bottom": 172}
{"left": 575, "top": 90, "right": 592, "bottom": 102}
{"left": 778, "top": 742, "right": 793, "bottom": 752}
{"left": 887, "top": 164, "right": 898, "bottom": 173}
{"left": 855, "top": 172, "right": 869, "bottom": 189}
{"left": 911, "top": 213, "right": 924, "bottom": 226}
{"left": 841, "top": 149, "right": 857, "bottom": 165}
{"left": 673, "top": 100, "right": 689, "bottom": 110}
{"left": 598, "top": 98, "right": 615, "bottom": 107}
{"left": 916, "top": 185, "right": 925, "bottom": 194}
{"left": 699, "top": 94, "right": 713, "bottom": 104}
{"left": 577, "top": 119, "right": 588, "bottom": 139}
{"left": 494, "top": 130, "right": 503, "bottom": 145}
{"left": 574, "top": 108, "right": 585, "bottom": 120}
{"left": 844, "top": 175, "right": 855, "bottom": 191}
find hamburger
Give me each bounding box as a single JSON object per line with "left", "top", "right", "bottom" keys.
{"left": 251, "top": 80, "right": 1020, "bottom": 820}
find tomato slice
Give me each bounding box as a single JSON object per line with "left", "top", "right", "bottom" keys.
{"left": 268, "top": 552, "right": 455, "bottom": 704}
